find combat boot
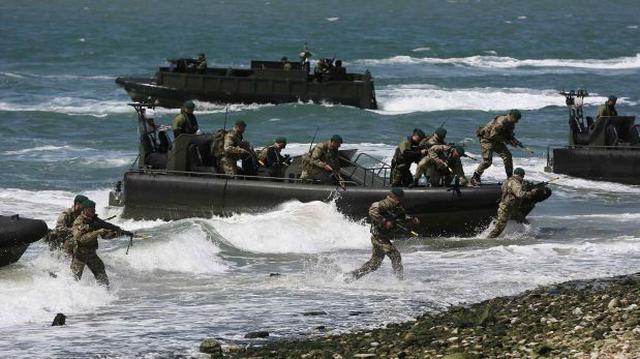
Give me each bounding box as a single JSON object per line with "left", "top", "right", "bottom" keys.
{"left": 470, "top": 172, "right": 481, "bottom": 186}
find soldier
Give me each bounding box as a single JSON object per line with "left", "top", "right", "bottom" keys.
{"left": 300, "top": 135, "right": 343, "bottom": 184}
{"left": 172, "top": 100, "right": 199, "bottom": 138}
{"left": 220, "top": 120, "right": 252, "bottom": 175}
{"left": 488, "top": 167, "right": 535, "bottom": 238}
{"left": 413, "top": 127, "right": 447, "bottom": 185}
{"left": 471, "top": 109, "right": 523, "bottom": 185}
{"left": 419, "top": 144, "right": 469, "bottom": 187}
{"left": 593, "top": 95, "right": 618, "bottom": 129}
{"left": 257, "top": 137, "right": 290, "bottom": 177}
{"left": 346, "top": 188, "right": 418, "bottom": 281}
{"left": 390, "top": 128, "right": 426, "bottom": 187}
{"left": 44, "top": 194, "right": 88, "bottom": 251}
{"left": 70, "top": 199, "right": 133, "bottom": 287}
{"left": 195, "top": 53, "right": 207, "bottom": 74}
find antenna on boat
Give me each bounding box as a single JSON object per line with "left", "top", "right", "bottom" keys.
{"left": 308, "top": 126, "right": 320, "bottom": 152}
{"left": 223, "top": 104, "right": 229, "bottom": 130}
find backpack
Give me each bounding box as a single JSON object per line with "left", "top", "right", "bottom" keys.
{"left": 210, "top": 129, "right": 227, "bottom": 158}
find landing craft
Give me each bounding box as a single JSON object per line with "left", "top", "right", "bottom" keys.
{"left": 109, "top": 104, "right": 549, "bottom": 237}
{"left": 546, "top": 90, "right": 640, "bottom": 184}
{"left": 116, "top": 56, "right": 377, "bottom": 109}
{"left": 0, "top": 215, "right": 48, "bottom": 268}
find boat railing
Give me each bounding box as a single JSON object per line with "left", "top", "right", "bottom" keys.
{"left": 341, "top": 152, "right": 391, "bottom": 187}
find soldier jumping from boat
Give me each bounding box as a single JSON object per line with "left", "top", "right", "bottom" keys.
{"left": 413, "top": 127, "right": 447, "bottom": 186}
{"left": 471, "top": 109, "right": 524, "bottom": 185}
{"left": 346, "top": 188, "right": 418, "bottom": 282}
{"left": 70, "top": 199, "right": 133, "bottom": 287}
{"left": 488, "top": 167, "right": 537, "bottom": 238}
{"left": 418, "top": 144, "right": 469, "bottom": 187}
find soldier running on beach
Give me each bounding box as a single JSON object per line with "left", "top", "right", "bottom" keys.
{"left": 346, "top": 188, "right": 418, "bottom": 281}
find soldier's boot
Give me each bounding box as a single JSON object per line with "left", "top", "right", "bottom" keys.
{"left": 470, "top": 172, "right": 482, "bottom": 186}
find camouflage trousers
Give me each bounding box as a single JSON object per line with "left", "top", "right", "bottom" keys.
{"left": 71, "top": 248, "right": 109, "bottom": 287}
{"left": 474, "top": 139, "right": 513, "bottom": 178}
{"left": 348, "top": 235, "right": 403, "bottom": 280}
{"left": 300, "top": 168, "right": 332, "bottom": 184}
{"left": 219, "top": 157, "right": 239, "bottom": 175}
{"left": 390, "top": 164, "right": 413, "bottom": 187}
{"left": 488, "top": 201, "right": 514, "bottom": 238}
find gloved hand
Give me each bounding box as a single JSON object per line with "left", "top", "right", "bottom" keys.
{"left": 384, "top": 220, "right": 394, "bottom": 229}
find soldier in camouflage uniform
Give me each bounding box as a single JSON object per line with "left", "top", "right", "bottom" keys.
{"left": 471, "top": 109, "right": 523, "bottom": 185}
{"left": 44, "top": 194, "right": 88, "bottom": 251}
{"left": 346, "top": 188, "right": 418, "bottom": 281}
{"left": 420, "top": 144, "right": 469, "bottom": 187}
{"left": 257, "top": 137, "right": 289, "bottom": 177}
{"left": 488, "top": 167, "right": 535, "bottom": 238}
{"left": 195, "top": 53, "right": 207, "bottom": 74}
{"left": 70, "top": 199, "right": 133, "bottom": 287}
{"left": 219, "top": 120, "right": 252, "bottom": 175}
{"left": 300, "top": 135, "right": 343, "bottom": 184}
{"left": 390, "top": 129, "right": 426, "bottom": 187}
{"left": 414, "top": 127, "right": 447, "bottom": 185}
{"left": 171, "top": 100, "right": 199, "bottom": 138}
{"left": 593, "top": 95, "right": 618, "bottom": 129}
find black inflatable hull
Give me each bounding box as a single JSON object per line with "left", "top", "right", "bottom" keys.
{"left": 116, "top": 172, "right": 507, "bottom": 236}
{"left": 552, "top": 147, "right": 640, "bottom": 185}
{"left": 0, "top": 215, "right": 48, "bottom": 268}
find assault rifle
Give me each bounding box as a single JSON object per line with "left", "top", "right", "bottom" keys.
{"left": 383, "top": 212, "right": 420, "bottom": 238}
{"left": 509, "top": 138, "right": 535, "bottom": 154}
{"left": 532, "top": 177, "right": 561, "bottom": 188}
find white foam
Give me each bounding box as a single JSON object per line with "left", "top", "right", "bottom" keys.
{"left": 0, "top": 250, "right": 115, "bottom": 327}
{"left": 326, "top": 17, "right": 340, "bottom": 22}
{"left": 108, "top": 224, "right": 227, "bottom": 274}
{"left": 373, "top": 84, "right": 622, "bottom": 114}
{"left": 208, "top": 200, "right": 371, "bottom": 254}
{"left": 0, "top": 97, "right": 130, "bottom": 117}
{"left": 411, "top": 47, "right": 431, "bottom": 52}
{"left": 355, "top": 53, "right": 640, "bottom": 70}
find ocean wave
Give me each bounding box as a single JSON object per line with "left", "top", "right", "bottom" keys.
{"left": 373, "top": 85, "right": 626, "bottom": 114}
{"left": 355, "top": 53, "right": 640, "bottom": 70}
{"left": 0, "top": 71, "right": 114, "bottom": 80}
{"left": 2, "top": 144, "right": 136, "bottom": 167}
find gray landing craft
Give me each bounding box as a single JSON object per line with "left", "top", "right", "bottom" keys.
{"left": 0, "top": 215, "right": 48, "bottom": 268}
{"left": 116, "top": 56, "right": 377, "bottom": 109}
{"left": 109, "top": 104, "right": 549, "bottom": 236}
{"left": 546, "top": 90, "right": 640, "bottom": 184}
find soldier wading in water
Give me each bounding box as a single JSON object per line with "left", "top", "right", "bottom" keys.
{"left": 346, "top": 188, "right": 418, "bottom": 282}
{"left": 70, "top": 199, "right": 133, "bottom": 287}
{"left": 44, "top": 194, "right": 88, "bottom": 251}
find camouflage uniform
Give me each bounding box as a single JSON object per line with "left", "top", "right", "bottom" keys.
{"left": 422, "top": 145, "right": 468, "bottom": 187}
{"left": 593, "top": 103, "right": 618, "bottom": 129}
{"left": 348, "top": 195, "right": 410, "bottom": 280}
{"left": 219, "top": 129, "right": 249, "bottom": 175}
{"left": 70, "top": 213, "right": 128, "bottom": 286}
{"left": 390, "top": 138, "right": 421, "bottom": 187}
{"left": 45, "top": 208, "right": 80, "bottom": 251}
{"left": 300, "top": 141, "right": 340, "bottom": 183}
{"left": 474, "top": 115, "right": 519, "bottom": 178}
{"left": 414, "top": 134, "right": 446, "bottom": 183}
{"left": 257, "top": 144, "right": 287, "bottom": 177}
{"left": 488, "top": 175, "right": 533, "bottom": 238}
{"left": 196, "top": 57, "right": 207, "bottom": 74}
{"left": 171, "top": 110, "right": 199, "bottom": 138}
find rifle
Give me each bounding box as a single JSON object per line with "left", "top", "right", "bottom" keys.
{"left": 532, "top": 177, "right": 561, "bottom": 188}
{"left": 124, "top": 232, "right": 150, "bottom": 255}
{"left": 332, "top": 169, "right": 346, "bottom": 190}
{"left": 510, "top": 139, "right": 535, "bottom": 154}
{"left": 383, "top": 212, "right": 420, "bottom": 237}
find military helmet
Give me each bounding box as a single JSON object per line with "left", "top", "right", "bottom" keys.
{"left": 514, "top": 167, "right": 525, "bottom": 176}
{"left": 235, "top": 120, "right": 247, "bottom": 128}
{"left": 509, "top": 109, "right": 522, "bottom": 120}
{"left": 275, "top": 136, "right": 287, "bottom": 144}
{"left": 413, "top": 128, "right": 426, "bottom": 138}
{"left": 198, "top": 53, "right": 205, "bottom": 58}
{"left": 183, "top": 100, "right": 195, "bottom": 110}
{"left": 390, "top": 187, "right": 405, "bottom": 197}
{"left": 74, "top": 194, "right": 88, "bottom": 204}
{"left": 435, "top": 127, "right": 447, "bottom": 139}
{"left": 331, "top": 134, "right": 343, "bottom": 144}
{"left": 81, "top": 199, "right": 96, "bottom": 209}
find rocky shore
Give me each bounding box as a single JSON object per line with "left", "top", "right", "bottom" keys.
{"left": 201, "top": 272, "right": 640, "bottom": 358}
